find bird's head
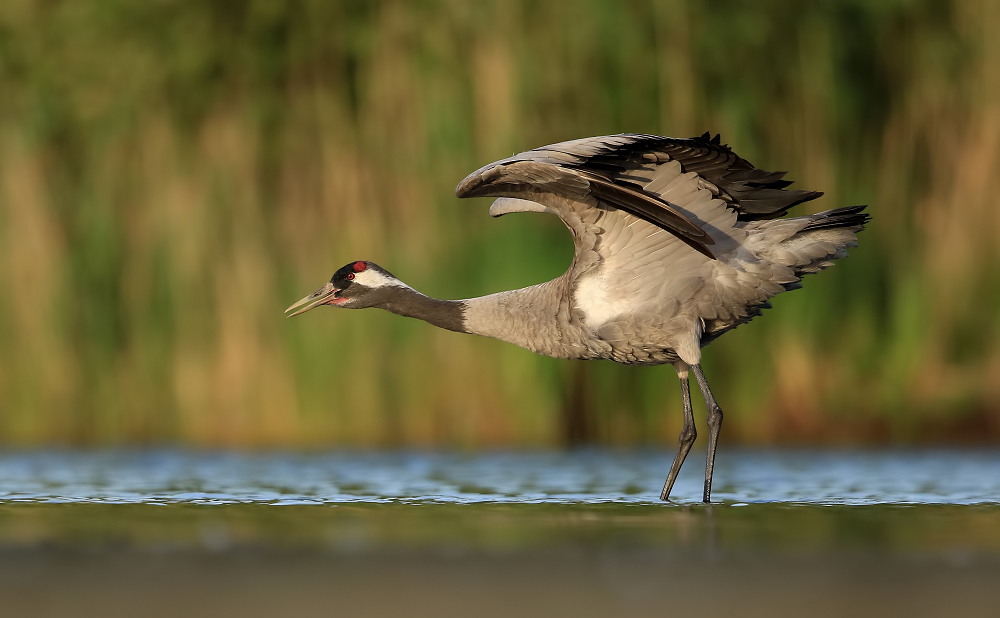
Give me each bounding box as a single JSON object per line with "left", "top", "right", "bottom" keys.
{"left": 285, "top": 261, "right": 404, "bottom": 316}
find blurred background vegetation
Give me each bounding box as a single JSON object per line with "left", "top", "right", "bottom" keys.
{"left": 0, "top": 0, "right": 998, "bottom": 448}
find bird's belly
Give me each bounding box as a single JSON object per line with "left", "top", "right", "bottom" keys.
{"left": 572, "top": 276, "right": 686, "bottom": 365}
{"left": 586, "top": 311, "right": 686, "bottom": 366}
{"left": 606, "top": 345, "right": 679, "bottom": 366}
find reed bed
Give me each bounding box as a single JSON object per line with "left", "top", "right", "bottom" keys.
{"left": 0, "top": 0, "right": 997, "bottom": 447}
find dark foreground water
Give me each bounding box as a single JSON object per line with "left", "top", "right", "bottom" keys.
{"left": 1, "top": 449, "right": 999, "bottom": 617}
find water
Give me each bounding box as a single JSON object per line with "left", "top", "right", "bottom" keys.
{"left": 2, "top": 448, "right": 999, "bottom": 617}
{"left": 1, "top": 448, "right": 997, "bottom": 505}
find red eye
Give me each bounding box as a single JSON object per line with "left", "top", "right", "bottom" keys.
{"left": 346, "top": 273, "right": 355, "bottom": 280}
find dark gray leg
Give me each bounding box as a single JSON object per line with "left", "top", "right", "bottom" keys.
{"left": 660, "top": 363, "right": 697, "bottom": 501}
{"left": 691, "top": 364, "right": 724, "bottom": 503}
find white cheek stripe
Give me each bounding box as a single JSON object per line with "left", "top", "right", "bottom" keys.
{"left": 353, "top": 268, "right": 406, "bottom": 289}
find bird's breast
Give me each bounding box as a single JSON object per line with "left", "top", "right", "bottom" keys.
{"left": 573, "top": 273, "right": 635, "bottom": 332}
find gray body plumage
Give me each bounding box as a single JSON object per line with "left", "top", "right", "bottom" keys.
{"left": 455, "top": 133, "right": 867, "bottom": 368}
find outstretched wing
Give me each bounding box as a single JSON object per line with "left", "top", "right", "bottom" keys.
{"left": 455, "top": 132, "right": 822, "bottom": 260}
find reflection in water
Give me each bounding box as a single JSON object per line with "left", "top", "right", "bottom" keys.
{"left": 1, "top": 449, "right": 999, "bottom": 617}
{"left": 1, "top": 501, "right": 999, "bottom": 617}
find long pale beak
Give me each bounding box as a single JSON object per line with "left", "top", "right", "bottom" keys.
{"left": 285, "top": 282, "right": 338, "bottom": 317}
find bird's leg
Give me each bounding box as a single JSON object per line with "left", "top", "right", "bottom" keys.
{"left": 691, "top": 364, "right": 724, "bottom": 503}
{"left": 660, "top": 362, "right": 697, "bottom": 501}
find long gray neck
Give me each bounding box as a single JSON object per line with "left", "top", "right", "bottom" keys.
{"left": 377, "top": 286, "right": 468, "bottom": 333}
{"left": 379, "top": 277, "right": 587, "bottom": 359}
{"left": 460, "top": 277, "right": 585, "bottom": 358}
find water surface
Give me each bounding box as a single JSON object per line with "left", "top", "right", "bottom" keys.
{"left": 1, "top": 448, "right": 996, "bottom": 505}
{"left": 2, "top": 449, "right": 998, "bottom": 618}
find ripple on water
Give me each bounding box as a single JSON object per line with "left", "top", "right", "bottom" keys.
{"left": 0, "top": 448, "right": 997, "bottom": 506}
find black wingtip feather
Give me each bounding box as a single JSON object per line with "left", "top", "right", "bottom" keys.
{"left": 801, "top": 205, "right": 871, "bottom": 231}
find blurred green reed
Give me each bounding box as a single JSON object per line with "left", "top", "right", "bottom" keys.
{"left": 0, "top": 0, "right": 998, "bottom": 447}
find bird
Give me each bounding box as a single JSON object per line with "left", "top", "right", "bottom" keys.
{"left": 285, "top": 132, "right": 869, "bottom": 503}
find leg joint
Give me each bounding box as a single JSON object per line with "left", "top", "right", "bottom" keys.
{"left": 707, "top": 406, "right": 723, "bottom": 430}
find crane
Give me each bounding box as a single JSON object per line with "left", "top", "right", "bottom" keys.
{"left": 286, "top": 133, "right": 869, "bottom": 503}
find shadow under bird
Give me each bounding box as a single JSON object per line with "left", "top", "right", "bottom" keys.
{"left": 286, "top": 133, "right": 869, "bottom": 503}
